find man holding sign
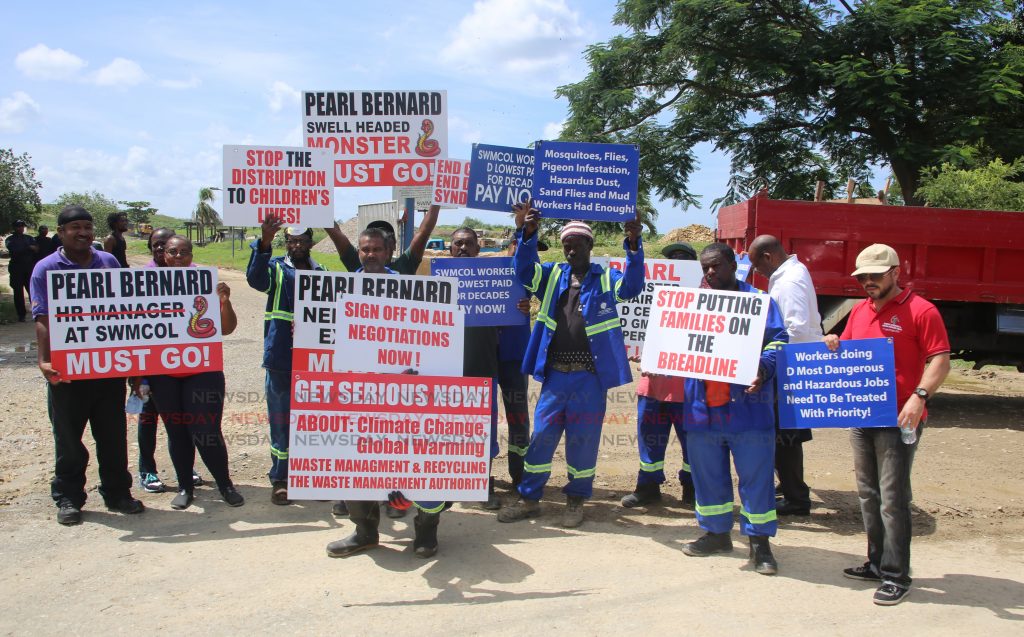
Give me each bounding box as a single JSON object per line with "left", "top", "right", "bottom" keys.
{"left": 498, "top": 202, "right": 644, "bottom": 528}
{"left": 825, "top": 244, "right": 950, "bottom": 606}
{"left": 29, "top": 206, "right": 145, "bottom": 525}
{"left": 677, "top": 244, "right": 788, "bottom": 575}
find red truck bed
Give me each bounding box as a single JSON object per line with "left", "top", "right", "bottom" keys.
{"left": 717, "top": 193, "right": 1024, "bottom": 304}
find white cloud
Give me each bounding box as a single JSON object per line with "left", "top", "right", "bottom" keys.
{"left": 542, "top": 120, "right": 564, "bottom": 140}
{"left": 93, "top": 58, "right": 148, "bottom": 86}
{"left": 440, "top": 0, "right": 587, "bottom": 80}
{"left": 449, "top": 115, "right": 482, "bottom": 145}
{"left": 159, "top": 76, "right": 202, "bottom": 90}
{"left": 15, "top": 44, "right": 87, "bottom": 80}
{"left": 268, "top": 81, "right": 300, "bottom": 113}
{"left": 0, "top": 91, "right": 41, "bottom": 133}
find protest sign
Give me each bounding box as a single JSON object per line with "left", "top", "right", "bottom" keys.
{"left": 776, "top": 338, "right": 897, "bottom": 429}
{"left": 333, "top": 295, "right": 464, "bottom": 375}
{"left": 466, "top": 144, "right": 534, "bottom": 211}
{"left": 292, "top": 271, "right": 458, "bottom": 373}
{"left": 532, "top": 141, "right": 640, "bottom": 221}
{"left": 222, "top": 145, "right": 334, "bottom": 227}
{"left": 431, "top": 159, "right": 470, "bottom": 208}
{"left": 47, "top": 267, "right": 222, "bottom": 379}
{"left": 594, "top": 257, "right": 703, "bottom": 358}
{"left": 431, "top": 257, "right": 528, "bottom": 327}
{"left": 303, "top": 90, "right": 447, "bottom": 187}
{"left": 392, "top": 185, "right": 433, "bottom": 211}
{"left": 736, "top": 253, "right": 752, "bottom": 282}
{"left": 287, "top": 370, "right": 491, "bottom": 501}
{"left": 640, "top": 285, "right": 770, "bottom": 383}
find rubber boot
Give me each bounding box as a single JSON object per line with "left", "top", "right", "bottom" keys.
{"left": 508, "top": 454, "right": 524, "bottom": 487}
{"left": 749, "top": 535, "right": 778, "bottom": 575}
{"left": 681, "top": 481, "right": 696, "bottom": 510}
{"left": 483, "top": 476, "right": 502, "bottom": 510}
{"left": 326, "top": 501, "right": 380, "bottom": 558}
{"left": 620, "top": 480, "right": 662, "bottom": 508}
{"left": 413, "top": 510, "right": 440, "bottom": 558}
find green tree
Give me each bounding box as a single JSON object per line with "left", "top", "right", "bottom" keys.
{"left": 0, "top": 148, "right": 43, "bottom": 232}
{"left": 193, "top": 187, "right": 222, "bottom": 230}
{"left": 459, "top": 216, "right": 487, "bottom": 229}
{"left": 917, "top": 156, "right": 1024, "bottom": 211}
{"left": 558, "top": 0, "right": 1024, "bottom": 207}
{"left": 52, "top": 190, "right": 120, "bottom": 219}
{"left": 119, "top": 200, "right": 157, "bottom": 225}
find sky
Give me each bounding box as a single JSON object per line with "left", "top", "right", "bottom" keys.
{"left": 1, "top": 0, "right": 732, "bottom": 232}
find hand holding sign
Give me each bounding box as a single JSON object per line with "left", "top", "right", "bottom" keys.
{"left": 624, "top": 218, "right": 642, "bottom": 251}
{"left": 261, "top": 213, "right": 284, "bottom": 249}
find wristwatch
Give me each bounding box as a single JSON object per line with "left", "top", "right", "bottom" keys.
{"left": 913, "top": 387, "right": 929, "bottom": 400}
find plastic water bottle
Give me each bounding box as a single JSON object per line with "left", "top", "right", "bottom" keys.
{"left": 900, "top": 424, "right": 917, "bottom": 445}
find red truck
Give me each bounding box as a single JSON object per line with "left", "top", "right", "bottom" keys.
{"left": 717, "top": 192, "right": 1024, "bottom": 370}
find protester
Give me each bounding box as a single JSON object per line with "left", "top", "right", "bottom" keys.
{"left": 825, "top": 244, "right": 950, "bottom": 606}
{"left": 498, "top": 202, "right": 644, "bottom": 528}
{"left": 620, "top": 243, "right": 698, "bottom": 509}
{"left": 34, "top": 226, "right": 57, "bottom": 261}
{"left": 140, "top": 235, "right": 244, "bottom": 509}
{"left": 334, "top": 204, "right": 440, "bottom": 275}
{"left": 5, "top": 220, "right": 36, "bottom": 322}
{"left": 246, "top": 214, "right": 356, "bottom": 505}
{"left": 29, "top": 206, "right": 144, "bottom": 525}
{"left": 749, "top": 235, "right": 823, "bottom": 516}
{"left": 679, "top": 243, "right": 787, "bottom": 575}
{"left": 327, "top": 227, "right": 449, "bottom": 559}
{"left": 104, "top": 212, "right": 130, "bottom": 268}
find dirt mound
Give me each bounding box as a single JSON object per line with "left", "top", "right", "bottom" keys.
{"left": 663, "top": 224, "right": 714, "bottom": 244}
{"left": 312, "top": 216, "right": 360, "bottom": 253}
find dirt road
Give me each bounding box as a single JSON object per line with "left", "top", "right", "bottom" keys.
{"left": 1, "top": 260, "right": 1022, "bottom": 635}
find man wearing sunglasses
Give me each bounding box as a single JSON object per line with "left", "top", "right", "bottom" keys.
{"left": 824, "top": 244, "right": 950, "bottom": 606}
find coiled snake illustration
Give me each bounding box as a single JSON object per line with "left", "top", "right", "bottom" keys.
{"left": 187, "top": 295, "right": 217, "bottom": 338}
{"left": 415, "top": 119, "right": 441, "bottom": 157}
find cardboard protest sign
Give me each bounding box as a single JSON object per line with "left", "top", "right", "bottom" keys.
{"left": 594, "top": 257, "right": 703, "bottom": 358}
{"left": 431, "top": 159, "right": 470, "bottom": 208}
{"left": 392, "top": 186, "right": 433, "bottom": 211}
{"left": 47, "top": 267, "right": 222, "bottom": 379}
{"left": 777, "top": 338, "right": 897, "bottom": 429}
{"left": 431, "top": 257, "right": 528, "bottom": 327}
{"left": 333, "top": 295, "right": 464, "bottom": 375}
{"left": 287, "top": 371, "right": 491, "bottom": 501}
{"left": 292, "top": 271, "right": 458, "bottom": 373}
{"left": 532, "top": 141, "right": 640, "bottom": 221}
{"left": 303, "top": 90, "right": 447, "bottom": 187}
{"left": 222, "top": 145, "right": 334, "bottom": 228}
{"left": 466, "top": 144, "right": 534, "bottom": 211}
{"left": 640, "top": 286, "right": 770, "bottom": 383}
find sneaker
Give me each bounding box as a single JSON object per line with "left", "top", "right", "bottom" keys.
{"left": 497, "top": 497, "right": 541, "bottom": 523}
{"left": 332, "top": 501, "right": 349, "bottom": 517}
{"left": 105, "top": 496, "right": 145, "bottom": 514}
{"left": 271, "top": 481, "right": 290, "bottom": 505}
{"left": 56, "top": 498, "right": 82, "bottom": 526}
{"left": 170, "top": 490, "right": 194, "bottom": 510}
{"left": 139, "top": 472, "right": 166, "bottom": 494}
{"left": 562, "top": 496, "right": 585, "bottom": 528}
{"left": 682, "top": 531, "right": 733, "bottom": 557}
{"left": 192, "top": 471, "right": 205, "bottom": 488}
{"left": 843, "top": 563, "right": 882, "bottom": 581}
{"left": 220, "top": 485, "right": 245, "bottom": 507}
{"left": 873, "top": 583, "right": 910, "bottom": 606}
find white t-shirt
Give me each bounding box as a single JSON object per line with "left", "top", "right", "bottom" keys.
{"left": 768, "top": 254, "right": 823, "bottom": 344}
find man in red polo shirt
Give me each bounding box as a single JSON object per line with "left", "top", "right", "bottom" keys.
{"left": 824, "top": 244, "right": 950, "bottom": 606}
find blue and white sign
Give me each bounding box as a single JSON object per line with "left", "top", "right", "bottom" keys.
{"left": 466, "top": 144, "right": 534, "bottom": 212}
{"left": 430, "top": 257, "right": 528, "bottom": 327}
{"left": 776, "top": 338, "right": 897, "bottom": 429}
{"left": 736, "top": 253, "right": 752, "bottom": 282}
{"left": 532, "top": 141, "right": 639, "bottom": 221}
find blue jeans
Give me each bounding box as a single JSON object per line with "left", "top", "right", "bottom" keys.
{"left": 265, "top": 369, "right": 291, "bottom": 483}
{"left": 851, "top": 425, "right": 921, "bottom": 588}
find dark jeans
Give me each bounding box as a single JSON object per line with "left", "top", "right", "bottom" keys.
{"left": 265, "top": 369, "right": 291, "bottom": 482}
{"left": 47, "top": 378, "right": 132, "bottom": 507}
{"left": 497, "top": 359, "right": 531, "bottom": 484}
{"left": 148, "top": 372, "right": 232, "bottom": 492}
{"left": 10, "top": 271, "right": 29, "bottom": 320}
{"left": 775, "top": 443, "right": 811, "bottom": 507}
{"left": 850, "top": 425, "right": 921, "bottom": 588}
{"left": 137, "top": 393, "right": 159, "bottom": 474}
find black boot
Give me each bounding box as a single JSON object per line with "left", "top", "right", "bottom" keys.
{"left": 483, "top": 477, "right": 502, "bottom": 510}
{"left": 749, "top": 536, "right": 778, "bottom": 575}
{"left": 682, "top": 531, "right": 733, "bottom": 557}
{"left": 681, "top": 482, "right": 696, "bottom": 510}
{"left": 413, "top": 510, "right": 440, "bottom": 558}
{"left": 620, "top": 481, "right": 662, "bottom": 508}
{"left": 326, "top": 501, "right": 380, "bottom": 558}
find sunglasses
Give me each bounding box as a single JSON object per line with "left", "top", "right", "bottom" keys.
{"left": 855, "top": 267, "right": 894, "bottom": 283}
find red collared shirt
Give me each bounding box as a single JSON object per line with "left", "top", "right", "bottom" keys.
{"left": 841, "top": 287, "right": 950, "bottom": 417}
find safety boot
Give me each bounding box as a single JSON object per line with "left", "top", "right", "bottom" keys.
{"left": 749, "top": 535, "right": 778, "bottom": 575}
{"left": 326, "top": 501, "right": 380, "bottom": 558}
{"left": 682, "top": 531, "right": 733, "bottom": 557}
{"left": 620, "top": 481, "right": 661, "bottom": 508}
{"left": 483, "top": 477, "right": 502, "bottom": 510}
{"left": 497, "top": 497, "right": 541, "bottom": 523}
{"left": 413, "top": 510, "right": 441, "bottom": 558}
{"left": 562, "top": 495, "right": 585, "bottom": 528}
{"left": 681, "top": 482, "right": 696, "bottom": 510}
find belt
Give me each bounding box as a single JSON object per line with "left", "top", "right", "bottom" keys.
{"left": 549, "top": 361, "right": 595, "bottom": 373}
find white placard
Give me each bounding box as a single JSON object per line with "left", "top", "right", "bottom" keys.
{"left": 222, "top": 145, "right": 334, "bottom": 227}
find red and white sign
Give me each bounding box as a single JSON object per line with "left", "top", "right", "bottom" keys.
{"left": 287, "top": 371, "right": 491, "bottom": 501}
{"left": 303, "top": 90, "right": 448, "bottom": 187}
{"left": 47, "top": 268, "right": 223, "bottom": 379}
{"left": 640, "top": 285, "right": 770, "bottom": 383}
{"left": 222, "top": 145, "right": 334, "bottom": 227}
{"left": 431, "top": 158, "right": 470, "bottom": 208}
{"left": 594, "top": 257, "right": 703, "bottom": 358}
